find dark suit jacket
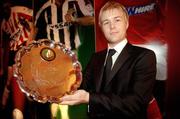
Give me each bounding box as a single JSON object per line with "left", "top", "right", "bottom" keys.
{"left": 81, "top": 43, "right": 156, "bottom": 119}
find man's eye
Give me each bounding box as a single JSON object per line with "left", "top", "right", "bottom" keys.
{"left": 102, "top": 21, "right": 109, "bottom": 25}
{"left": 115, "top": 19, "right": 121, "bottom": 22}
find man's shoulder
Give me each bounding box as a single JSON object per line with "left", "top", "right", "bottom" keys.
{"left": 122, "top": 43, "right": 155, "bottom": 60}
{"left": 130, "top": 44, "right": 156, "bottom": 59}
{"left": 131, "top": 44, "right": 154, "bottom": 53}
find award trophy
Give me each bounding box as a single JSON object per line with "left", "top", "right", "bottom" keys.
{"left": 14, "top": 39, "right": 82, "bottom": 103}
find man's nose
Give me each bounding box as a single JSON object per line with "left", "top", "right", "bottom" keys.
{"left": 110, "top": 22, "right": 115, "bottom": 29}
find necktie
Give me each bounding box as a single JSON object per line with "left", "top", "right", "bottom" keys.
{"left": 101, "top": 49, "right": 116, "bottom": 89}
{"left": 105, "top": 49, "right": 116, "bottom": 78}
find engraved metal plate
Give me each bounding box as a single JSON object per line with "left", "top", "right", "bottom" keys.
{"left": 14, "top": 39, "right": 82, "bottom": 103}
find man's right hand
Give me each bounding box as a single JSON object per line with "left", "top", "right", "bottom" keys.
{"left": 1, "top": 86, "right": 10, "bottom": 108}
{"left": 65, "top": 8, "right": 76, "bottom": 23}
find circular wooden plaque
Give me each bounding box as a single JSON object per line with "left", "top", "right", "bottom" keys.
{"left": 14, "top": 39, "right": 82, "bottom": 103}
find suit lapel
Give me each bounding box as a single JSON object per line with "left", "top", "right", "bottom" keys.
{"left": 95, "top": 50, "right": 107, "bottom": 92}
{"left": 104, "top": 43, "right": 132, "bottom": 87}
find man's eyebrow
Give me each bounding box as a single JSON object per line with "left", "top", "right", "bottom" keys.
{"left": 114, "top": 16, "right": 123, "bottom": 19}
{"left": 102, "top": 19, "right": 108, "bottom": 22}
{"left": 101, "top": 14, "right": 124, "bottom": 23}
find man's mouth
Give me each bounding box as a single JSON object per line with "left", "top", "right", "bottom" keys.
{"left": 110, "top": 31, "right": 118, "bottom": 35}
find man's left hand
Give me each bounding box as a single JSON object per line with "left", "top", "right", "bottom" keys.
{"left": 60, "top": 90, "right": 89, "bottom": 105}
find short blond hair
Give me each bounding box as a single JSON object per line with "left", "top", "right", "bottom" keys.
{"left": 99, "top": 1, "right": 129, "bottom": 26}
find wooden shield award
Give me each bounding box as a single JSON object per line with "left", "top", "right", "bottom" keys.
{"left": 14, "top": 39, "right": 82, "bottom": 103}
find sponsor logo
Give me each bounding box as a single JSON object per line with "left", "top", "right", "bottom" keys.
{"left": 126, "top": 3, "right": 156, "bottom": 15}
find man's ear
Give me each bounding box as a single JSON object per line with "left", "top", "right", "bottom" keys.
{"left": 98, "top": 21, "right": 102, "bottom": 27}
{"left": 126, "top": 21, "right": 129, "bottom": 29}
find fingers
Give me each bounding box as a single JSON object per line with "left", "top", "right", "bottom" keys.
{"left": 60, "top": 95, "right": 74, "bottom": 101}
{"left": 60, "top": 100, "right": 79, "bottom": 105}
{"left": 65, "top": 14, "right": 72, "bottom": 22}
{"left": 59, "top": 90, "right": 81, "bottom": 105}
{"left": 59, "top": 90, "right": 89, "bottom": 106}
{"left": 60, "top": 90, "right": 80, "bottom": 101}
{"left": 60, "top": 94, "right": 79, "bottom": 105}
{"left": 65, "top": 8, "right": 76, "bottom": 22}
{"left": 65, "top": 14, "right": 76, "bottom": 22}
{"left": 1, "top": 86, "right": 10, "bottom": 107}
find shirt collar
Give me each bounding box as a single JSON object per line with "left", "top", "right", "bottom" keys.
{"left": 108, "top": 38, "right": 128, "bottom": 54}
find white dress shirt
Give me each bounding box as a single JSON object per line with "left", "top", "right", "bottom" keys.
{"left": 107, "top": 38, "right": 128, "bottom": 68}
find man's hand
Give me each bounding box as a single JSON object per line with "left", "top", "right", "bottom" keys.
{"left": 1, "top": 86, "right": 10, "bottom": 108}
{"left": 60, "top": 90, "right": 89, "bottom": 105}
{"left": 65, "top": 8, "right": 76, "bottom": 23}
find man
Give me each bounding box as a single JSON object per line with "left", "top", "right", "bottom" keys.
{"left": 95, "top": 0, "right": 167, "bottom": 115}
{"left": 0, "top": 1, "right": 34, "bottom": 119}
{"left": 60, "top": 1, "right": 156, "bottom": 119}
{"left": 35, "top": 0, "right": 94, "bottom": 50}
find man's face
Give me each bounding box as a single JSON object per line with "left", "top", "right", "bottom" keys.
{"left": 100, "top": 8, "right": 128, "bottom": 46}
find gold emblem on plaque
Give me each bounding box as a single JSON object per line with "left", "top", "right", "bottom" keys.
{"left": 40, "top": 47, "right": 56, "bottom": 61}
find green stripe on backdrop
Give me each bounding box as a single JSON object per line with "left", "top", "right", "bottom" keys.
{"left": 77, "top": 25, "right": 95, "bottom": 71}
{"left": 67, "top": 25, "right": 95, "bottom": 119}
